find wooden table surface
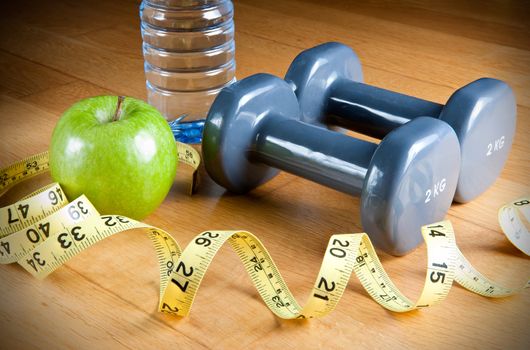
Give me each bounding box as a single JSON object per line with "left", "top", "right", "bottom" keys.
{"left": 1, "top": 0, "right": 529, "bottom": 349}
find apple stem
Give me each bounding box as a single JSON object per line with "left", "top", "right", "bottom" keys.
{"left": 113, "top": 96, "right": 125, "bottom": 122}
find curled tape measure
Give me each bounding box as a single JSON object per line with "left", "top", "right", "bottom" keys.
{"left": 0, "top": 151, "right": 529, "bottom": 318}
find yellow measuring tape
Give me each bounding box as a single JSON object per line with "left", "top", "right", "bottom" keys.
{"left": 0, "top": 151, "right": 528, "bottom": 318}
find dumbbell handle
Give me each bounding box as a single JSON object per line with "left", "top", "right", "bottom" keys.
{"left": 251, "top": 115, "right": 377, "bottom": 196}
{"left": 327, "top": 79, "right": 444, "bottom": 139}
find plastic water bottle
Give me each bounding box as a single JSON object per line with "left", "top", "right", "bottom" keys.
{"left": 140, "top": 0, "right": 235, "bottom": 121}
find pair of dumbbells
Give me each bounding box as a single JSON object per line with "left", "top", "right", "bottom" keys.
{"left": 201, "top": 42, "right": 516, "bottom": 256}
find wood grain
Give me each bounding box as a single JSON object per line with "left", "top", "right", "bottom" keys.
{"left": 0, "top": 0, "right": 529, "bottom": 349}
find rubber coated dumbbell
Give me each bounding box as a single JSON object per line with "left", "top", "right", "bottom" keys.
{"left": 202, "top": 73, "right": 461, "bottom": 256}
{"left": 284, "top": 42, "right": 516, "bottom": 203}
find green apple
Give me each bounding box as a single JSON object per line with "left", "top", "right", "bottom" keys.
{"left": 50, "top": 96, "right": 178, "bottom": 220}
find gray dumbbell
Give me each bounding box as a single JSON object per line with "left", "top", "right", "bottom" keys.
{"left": 285, "top": 42, "right": 516, "bottom": 203}
{"left": 202, "top": 73, "right": 461, "bottom": 256}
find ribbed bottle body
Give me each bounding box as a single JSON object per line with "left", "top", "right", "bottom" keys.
{"left": 140, "top": 0, "right": 235, "bottom": 120}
